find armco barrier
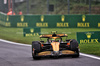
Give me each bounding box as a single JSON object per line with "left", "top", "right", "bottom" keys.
{"left": 0, "top": 13, "right": 100, "bottom": 28}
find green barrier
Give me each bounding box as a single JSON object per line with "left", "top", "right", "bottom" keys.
{"left": 23, "top": 27, "right": 41, "bottom": 37}
{"left": 77, "top": 31, "right": 100, "bottom": 44}
{"left": 0, "top": 13, "right": 100, "bottom": 28}
{"left": 0, "top": 12, "right": 10, "bottom": 27}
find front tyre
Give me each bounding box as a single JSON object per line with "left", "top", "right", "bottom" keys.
{"left": 72, "top": 48, "right": 79, "bottom": 58}
{"left": 70, "top": 39, "right": 79, "bottom": 58}
{"left": 32, "top": 41, "right": 42, "bottom": 60}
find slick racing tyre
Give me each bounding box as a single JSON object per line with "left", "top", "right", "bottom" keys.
{"left": 72, "top": 48, "right": 79, "bottom": 58}
{"left": 70, "top": 39, "right": 79, "bottom": 58}
{"left": 32, "top": 41, "right": 42, "bottom": 60}
{"left": 70, "top": 39, "right": 78, "bottom": 51}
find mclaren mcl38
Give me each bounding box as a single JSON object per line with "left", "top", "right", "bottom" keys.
{"left": 32, "top": 32, "right": 79, "bottom": 60}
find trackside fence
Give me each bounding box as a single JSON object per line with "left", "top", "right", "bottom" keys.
{"left": 0, "top": 12, "right": 100, "bottom": 28}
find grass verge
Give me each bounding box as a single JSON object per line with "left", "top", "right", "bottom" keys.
{"left": 0, "top": 25, "right": 100, "bottom": 56}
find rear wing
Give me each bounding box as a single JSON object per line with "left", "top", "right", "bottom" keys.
{"left": 40, "top": 34, "right": 68, "bottom": 38}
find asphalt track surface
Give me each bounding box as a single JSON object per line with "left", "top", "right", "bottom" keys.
{"left": 0, "top": 39, "right": 100, "bottom": 66}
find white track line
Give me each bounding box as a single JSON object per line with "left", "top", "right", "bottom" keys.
{"left": 80, "top": 53, "right": 100, "bottom": 60}
{"left": 0, "top": 39, "right": 100, "bottom": 60}
{"left": 0, "top": 39, "right": 31, "bottom": 47}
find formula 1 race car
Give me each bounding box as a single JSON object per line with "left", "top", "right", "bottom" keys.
{"left": 32, "top": 32, "right": 79, "bottom": 60}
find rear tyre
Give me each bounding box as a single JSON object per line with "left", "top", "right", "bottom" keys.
{"left": 32, "top": 41, "right": 42, "bottom": 60}
{"left": 72, "top": 48, "right": 79, "bottom": 58}
{"left": 70, "top": 39, "right": 79, "bottom": 58}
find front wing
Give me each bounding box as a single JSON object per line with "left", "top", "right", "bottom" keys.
{"left": 36, "top": 50, "right": 78, "bottom": 57}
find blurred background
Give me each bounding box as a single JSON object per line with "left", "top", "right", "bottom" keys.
{"left": 0, "top": 0, "right": 100, "bottom": 15}
{"left": 0, "top": 0, "right": 100, "bottom": 57}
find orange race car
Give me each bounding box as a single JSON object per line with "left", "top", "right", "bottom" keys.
{"left": 32, "top": 32, "right": 79, "bottom": 60}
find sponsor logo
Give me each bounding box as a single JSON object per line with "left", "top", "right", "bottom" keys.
{"left": 17, "top": 16, "right": 28, "bottom": 27}
{"left": 25, "top": 33, "right": 39, "bottom": 36}
{"left": 77, "top": 15, "right": 90, "bottom": 27}
{"left": 57, "top": 15, "right": 69, "bottom": 27}
{"left": 82, "top": 15, "right": 86, "bottom": 22}
{"left": 41, "top": 15, "right": 44, "bottom": 22}
{"left": 7, "top": 15, "right": 9, "bottom": 21}
{"left": 61, "top": 15, "right": 65, "bottom": 22}
{"left": 78, "top": 32, "right": 99, "bottom": 44}
{"left": 86, "top": 33, "right": 92, "bottom": 39}
{"left": 21, "top": 15, "right": 24, "bottom": 22}
{"left": 80, "top": 39, "right": 99, "bottom": 44}
{"left": 30, "top": 29, "right": 34, "bottom": 33}
{"left": 17, "top": 23, "right": 28, "bottom": 27}
{"left": 6, "top": 15, "right": 11, "bottom": 27}
{"left": 36, "top": 15, "right": 48, "bottom": 27}
{"left": 98, "top": 23, "right": 100, "bottom": 27}
{"left": 5, "top": 22, "right": 11, "bottom": 27}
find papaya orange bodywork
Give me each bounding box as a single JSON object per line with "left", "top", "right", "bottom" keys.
{"left": 67, "top": 43, "right": 70, "bottom": 45}
{"left": 51, "top": 42, "right": 60, "bottom": 51}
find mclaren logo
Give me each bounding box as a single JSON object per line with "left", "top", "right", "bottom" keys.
{"left": 41, "top": 15, "right": 44, "bottom": 22}
{"left": 82, "top": 15, "right": 86, "bottom": 22}
{"left": 21, "top": 15, "right": 24, "bottom": 22}
{"left": 30, "top": 29, "right": 34, "bottom": 33}
{"left": 61, "top": 15, "right": 65, "bottom": 22}
{"left": 86, "top": 33, "right": 92, "bottom": 39}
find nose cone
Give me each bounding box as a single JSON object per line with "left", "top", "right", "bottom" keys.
{"left": 53, "top": 51, "right": 60, "bottom": 55}
{"left": 51, "top": 42, "right": 60, "bottom": 51}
